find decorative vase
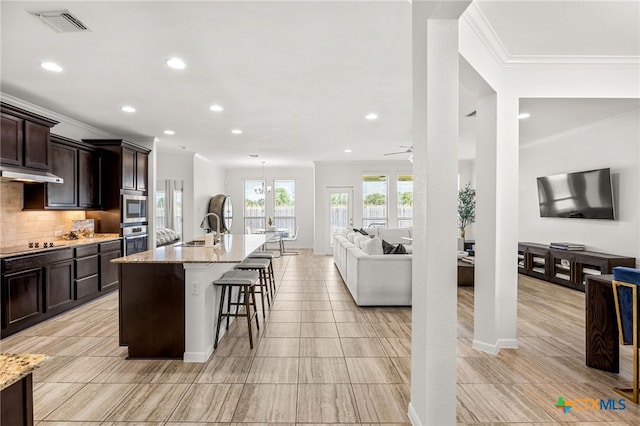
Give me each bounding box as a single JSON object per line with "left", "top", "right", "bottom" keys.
{"left": 460, "top": 228, "right": 465, "bottom": 239}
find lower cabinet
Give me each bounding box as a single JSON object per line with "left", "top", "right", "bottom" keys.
{"left": 99, "top": 241, "right": 121, "bottom": 292}
{"left": 1, "top": 268, "right": 43, "bottom": 331}
{"left": 44, "top": 259, "right": 73, "bottom": 314}
{"left": 1, "top": 240, "right": 121, "bottom": 338}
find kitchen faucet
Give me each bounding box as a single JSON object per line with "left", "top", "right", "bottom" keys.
{"left": 200, "top": 212, "right": 221, "bottom": 242}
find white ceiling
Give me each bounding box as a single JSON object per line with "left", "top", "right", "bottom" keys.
{"left": 1, "top": 1, "right": 639, "bottom": 167}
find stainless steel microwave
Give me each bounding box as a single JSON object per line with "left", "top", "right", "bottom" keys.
{"left": 122, "top": 194, "right": 148, "bottom": 224}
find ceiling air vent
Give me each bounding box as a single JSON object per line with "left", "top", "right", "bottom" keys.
{"left": 31, "top": 10, "right": 91, "bottom": 33}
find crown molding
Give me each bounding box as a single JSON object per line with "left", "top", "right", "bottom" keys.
{"left": 520, "top": 109, "right": 640, "bottom": 150}
{"left": 462, "top": 2, "right": 640, "bottom": 69}
{"left": 0, "top": 92, "right": 115, "bottom": 138}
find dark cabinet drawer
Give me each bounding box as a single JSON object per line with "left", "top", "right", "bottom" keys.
{"left": 2, "top": 249, "right": 73, "bottom": 274}
{"left": 75, "top": 255, "right": 98, "bottom": 279}
{"left": 100, "top": 240, "right": 121, "bottom": 253}
{"left": 75, "top": 244, "right": 98, "bottom": 258}
{"left": 75, "top": 275, "right": 99, "bottom": 300}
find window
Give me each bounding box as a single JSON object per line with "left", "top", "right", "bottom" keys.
{"left": 273, "top": 180, "right": 295, "bottom": 236}
{"left": 362, "top": 175, "right": 387, "bottom": 228}
{"left": 155, "top": 179, "right": 183, "bottom": 236}
{"left": 397, "top": 174, "right": 413, "bottom": 228}
{"left": 244, "top": 179, "right": 265, "bottom": 232}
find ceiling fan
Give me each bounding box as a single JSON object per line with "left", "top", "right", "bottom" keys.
{"left": 384, "top": 145, "right": 413, "bottom": 163}
{"left": 384, "top": 145, "right": 413, "bottom": 156}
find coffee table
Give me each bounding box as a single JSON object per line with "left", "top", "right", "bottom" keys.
{"left": 457, "top": 260, "right": 474, "bottom": 286}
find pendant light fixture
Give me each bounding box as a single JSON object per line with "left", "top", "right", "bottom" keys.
{"left": 254, "top": 161, "right": 272, "bottom": 194}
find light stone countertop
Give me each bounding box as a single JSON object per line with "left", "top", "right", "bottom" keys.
{"left": 0, "top": 234, "right": 121, "bottom": 259}
{"left": 112, "top": 234, "right": 266, "bottom": 264}
{"left": 0, "top": 353, "right": 47, "bottom": 390}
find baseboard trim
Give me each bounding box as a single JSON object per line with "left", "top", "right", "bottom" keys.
{"left": 183, "top": 345, "right": 214, "bottom": 363}
{"left": 407, "top": 401, "right": 422, "bottom": 426}
{"left": 472, "top": 338, "right": 519, "bottom": 354}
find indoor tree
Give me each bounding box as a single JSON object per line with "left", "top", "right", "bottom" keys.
{"left": 457, "top": 184, "right": 476, "bottom": 239}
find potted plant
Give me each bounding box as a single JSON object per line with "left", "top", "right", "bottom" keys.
{"left": 457, "top": 184, "right": 476, "bottom": 239}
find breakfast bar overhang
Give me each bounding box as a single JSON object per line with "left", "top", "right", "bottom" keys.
{"left": 112, "top": 234, "right": 265, "bottom": 362}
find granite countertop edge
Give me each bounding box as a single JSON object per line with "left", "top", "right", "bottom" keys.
{"left": 0, "top": 353, "right": 48, "bottom": 391}
{"left": 0, "top": 234, "right": 121, "bottom": 259}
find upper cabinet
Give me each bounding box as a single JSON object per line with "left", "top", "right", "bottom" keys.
{"left": 24, "top": 135, "right": 101, "bottom": 210}
{"left": 0, "top": 103, "right": 58, "bottom": 170}
{"left": 86, "top": 140, "right": 149, "bottom": 194}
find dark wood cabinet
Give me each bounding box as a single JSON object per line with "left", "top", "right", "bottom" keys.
{"left": 84, "top": 139, "right": 149, "bottom": 194}
{"left": 0, "top": 112, "right": 23, "bottom": 166}
{"left": 44, "top": 259, "right": 74, "bottom": 313}
{"left": 0, "top": 103, "right": 57, "bottom": 170}
{"left": 1, "top": 241, "right": 120, "bottom": 338}
{"left": 518, "top": 242, "right": 635, "bottom": 292}
{"left": 23, "top": 136, "right": 101, "bottom": 210}
{"left": 136, "top": 150, "right": 148, "bottom": 192}
{"left": 23, "top": 121, "right": 51, "bottom": 170}
{"left": 100, "top": 241, "right": 121, "bottom": 292}
{"left": 1, "top": 373, "right": 34, "bottom": 426}
{"left": 47, "top": 142, "right": 78, "bottom": 207}
{"left": 78, "top": 149, "right": 100, "bottom": 208}
{"left": 74, "top": 244, "right": 99, "bottom": 301}
{"left": 1, "top": 268, "right": 43, "bottom": 331}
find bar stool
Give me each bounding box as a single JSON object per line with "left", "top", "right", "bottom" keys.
{"left": 247, "top": 251, "right": 277, "bottom": 295}
{"left": 235, "top": 258, "right": 272, "bottom": 318}
{"left": 213, "top": 270, "right": 260, "bottom": 349}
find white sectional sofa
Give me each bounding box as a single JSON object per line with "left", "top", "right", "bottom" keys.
{"left": 333, "top": 228, "right": 412, "bottom": 306}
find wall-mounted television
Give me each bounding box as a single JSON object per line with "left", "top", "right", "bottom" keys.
{"left": 536, "top": 168, "right": 615, "bottom": 220}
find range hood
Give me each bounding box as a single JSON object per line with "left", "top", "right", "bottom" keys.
{"left": 0, "top": 165, "right": 63, "bottom": 184}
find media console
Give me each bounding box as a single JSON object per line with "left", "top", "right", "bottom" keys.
{"left": 517, "top": 242, "right": 635, "bottom": 292}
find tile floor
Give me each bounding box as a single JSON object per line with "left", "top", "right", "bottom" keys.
{"left": 0, "top": 249, "right": 639, "bottom": 425}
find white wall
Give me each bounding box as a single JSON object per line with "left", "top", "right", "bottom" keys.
{"left": 193, "top": 155, "right": 226, "bottom": 239}
{"left": 224, "top": 165, "right": 314, "bottom": 249}
{"left": 313, "top": 160, "right": 413, "bottom": 254}
{"left": 520, "top": 110, "right": 640, "bottom": 263}
{"left": 156, "top": 150, "right": 197, "bottom": 241}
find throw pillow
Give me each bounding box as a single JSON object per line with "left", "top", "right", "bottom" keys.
{"left": 382, "top": 239, "right": 395, "bottom": 254}
{"left": 353, "top": 233, "right": 367, "bottom": 248}
{"left": 347, "top": 231, "right": 356, "bottom": 243}
{"left": 392, "top": 243, "right": 407, "bottom": 254}
{"left": 361, "top": 236, "right": 383, "bottom": 255}
{"left": 357, "top": 228, "right": 369, "bottom": 236}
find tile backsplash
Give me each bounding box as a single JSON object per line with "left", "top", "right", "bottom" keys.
{"left": 0, "top": 182, "right": 86, "bottom": 247}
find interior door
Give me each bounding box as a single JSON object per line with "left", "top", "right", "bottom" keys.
{"left": 325, "top": 186, "right": 354, "bottom": 254}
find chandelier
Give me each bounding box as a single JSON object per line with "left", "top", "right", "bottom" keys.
{"left": 254, "top": 161, "right": 272, "bottom": 194}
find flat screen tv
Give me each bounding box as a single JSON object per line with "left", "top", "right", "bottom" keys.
{"left": 536, "top": 168, "right": 615, "bottom": 220}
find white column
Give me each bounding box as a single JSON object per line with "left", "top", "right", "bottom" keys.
{"left": 410, "top": 2, "right": 469, "bottom": 424}
{"left": 472, "top": 93, "right": 519, "bottom": 353}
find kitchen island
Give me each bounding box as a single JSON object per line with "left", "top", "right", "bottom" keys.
{"left": 112, "top": 233, "right": 265, "bottom": 362}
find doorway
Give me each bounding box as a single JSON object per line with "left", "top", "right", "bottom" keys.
{"left": 324, "top": 186, "right": 354, "bottom": 254}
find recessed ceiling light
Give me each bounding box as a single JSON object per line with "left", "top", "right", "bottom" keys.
{"left": 164, "top": 130, "right": 175, "bottom": 135}
{"left": 210, "top": 104, "right": 224, "bottom": 112}
{"left": 121, "top": 105, "right": 136, "bottom": 113}
{"left": 344, "top": 149, "right": 352, "bottom": 153}
{"left": 365, "top": 113, "right": 378, "bottom": 120}
{"left": 166, "top": 58, "right": 186, "bottom": 69}
{"left": 40, "top": 62, "right": 63, "bottom": 72}
{"left": 518, "top": 113, "right": 531, "bottom": 119}
{"left": 231, "top": 129, "right": 243, "bottom": 135}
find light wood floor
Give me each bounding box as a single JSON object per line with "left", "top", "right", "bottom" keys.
{"left": 1, "top": 249, "right": 638, "bottom": 425}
